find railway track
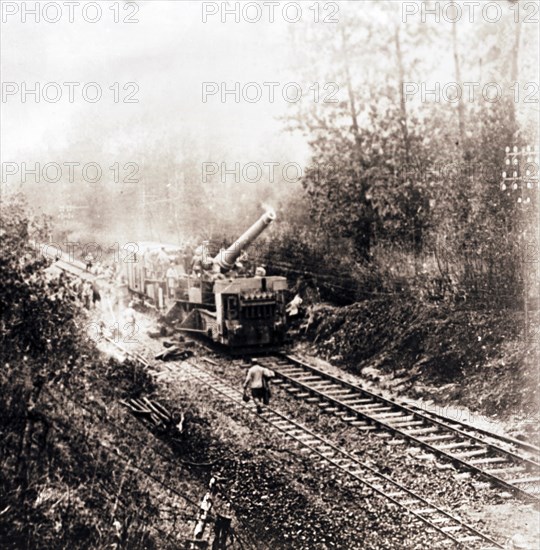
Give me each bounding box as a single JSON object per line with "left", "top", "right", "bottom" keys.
{"left": 174, "top": 359, "right": 503, "bottom": 549}
{"left": 256, "top": 354, "right": 540, "bottom": 503}
{"left": 55, "top": 258, "right": 91, "bottom": 278}
{"left": 404, "top": 402, "right": 540, "bottom": 456}
{"left": 46, "top": 253, "right": 538, "bottom": 507}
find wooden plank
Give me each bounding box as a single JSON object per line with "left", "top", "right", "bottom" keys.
{"left": 508, "top": 476, "right": 540, "bottom": 484}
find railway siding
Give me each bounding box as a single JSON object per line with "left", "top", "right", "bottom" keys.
{"left": 47, "top": 254, "right": 537, "bottom": 547}
{"left": 179, "top": 359, "right": 504, "bottom": 549}
{"left": 257, "top": 354, "right": 540, "bottom": 503}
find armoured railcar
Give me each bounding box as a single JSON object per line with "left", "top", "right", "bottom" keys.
{"left": 124, "top": 211, "right": 288, "bottom": 350}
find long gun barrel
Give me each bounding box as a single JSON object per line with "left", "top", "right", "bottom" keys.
{"left": 214, "top": 210, "right": 276, "bottom": 271}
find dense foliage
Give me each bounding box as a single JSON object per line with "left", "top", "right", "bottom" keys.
{"left": 7, "top": 4, "right": 537, "bottom": 311}
{"left": 0, "top": 196, "right": 182, "bottom": 548}
{"left": 249, "top": 3, "right": 538, "bottom": 308}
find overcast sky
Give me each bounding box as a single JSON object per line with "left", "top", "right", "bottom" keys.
{"left": 1, "top": 1, "right": 537, "bottom": 168}
{"left": 1, "top": 0, "right": 315, "bottom": 163}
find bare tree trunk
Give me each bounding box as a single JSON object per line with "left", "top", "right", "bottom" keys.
{"left": 508, "top": 14, "right": 522, "bottom": 135}
{"left": 451, "top": 1, "right": 466, "bottom": 154}
{"left": 394, "top": 25, "right": 411, "bottom": 165}
{"left": 339, "top": 26, "right": 360, "bottom": 145}
{"left": 339, "top": 24, "right": 374, "bottom": 261}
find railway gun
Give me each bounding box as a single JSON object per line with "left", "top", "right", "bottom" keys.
{"left": 124, "top": 210, "right": 288, "bottom": 351}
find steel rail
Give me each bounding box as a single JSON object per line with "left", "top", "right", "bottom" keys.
{"left": 403, "top": 402, "right": 540, "bottom": 456}
{"left": 180, "top": 360, "right": 504, "bottom": 549}
{"left": 279, "top": 354, "right": 540, "bottom": 467}
{"left": 259, "top": 354, "right": 540, "bottom": 503}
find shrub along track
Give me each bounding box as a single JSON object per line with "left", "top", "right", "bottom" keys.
{"left": 256, "top": 353, "right": 540, "bottom": 503}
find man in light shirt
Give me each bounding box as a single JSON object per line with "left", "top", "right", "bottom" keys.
{"left": 166, "top": 264, "right": 179, "bottom": 298}
{"left": 243, "top": 361, "right": 275, "bottom": 413}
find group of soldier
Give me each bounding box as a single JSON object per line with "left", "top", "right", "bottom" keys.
{"left": 49, "top": 251, "right": 122, "bottom": 313}
{"left": 49, "top": 272, "right": 100, "bottom": 310}
{"left": 153, "top": 242, "right": 264, "bottom": 295}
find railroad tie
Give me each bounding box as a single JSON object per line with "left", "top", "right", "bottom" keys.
{"left": 375, "top": 412, "right": 412, "bottom": 419}
{"left": 440, "top": 525, "right": 462, "bottom": 532}
{"left": 277, "top": 369, "right": 305, "bottom": 376}
{"left": 508, "top": 475, "right": 540, "bottom": 484}
{"left": 421, "top": 434, "right": 455, "bottom": 443}
{"left": 430, "top": 516, "right": 450, "bottom": 524}
{"left": 307, "top": 382, "right": 335, "bottom": 390}
{"left": 365, "top": 476, "right": 384, "bottom": 484}
{"left": 298, "top": 439, "right": 322, "bottom": 447}
{"left": 385, "top": 491, "right": 404, "bottom": 499}
{"left": 387, "top": 438, "right": 406, "bottom": 445}
{"left": 325, "top": 388, "right": 355, "bottom": 396}
{"left": 272, "top": 420, "right": 291, "bottom": 428}
{"left": 299, "top": 447, "right": 314, "bottom": 455}
{"left": 456, "top": 536, "right": 482, "bottom": 543}
{"left": 373, "top": 432, "right": 393, "bottom": 440}
{"left": 407, "top": 427, "right": 439, "bottom": 435}
{"left": 296, "top": 376, "right": 322, "bottom": 383}
{"left": 341, "top": 397, "right": 374, "bottom": 405}
{"left": 356, "top": 403, "right": 393, "bottom": 411}
{"left": 400, "top": 499, "right": 420, "bottom": 506}
{"left": 453, "top": 448, "right": 488, "bottom": 459}
{"left": 387, "top": 420, "right": 425, "bottom": 428}
{"left": 352, "top": 422, "right": 377, "bottom": 430}
{"left": 435, "top": 441, "right": 472, "bottom": 451}
{"left": 318, "top": 449, "right": 335, "bottom": 458}
{"left": 486, "top": 466, "right": 526, "bottom": 476}
{"left": 468, "top": 457, "right": 507, "bottom": 465}
{"left": 295, "top": 433, "right": 320, "bottom": 443}
{"left": 413, "top": 508, "right": 437, "bottom": 515}
{"left": 286, "top": 429, "right": 305, "bottom": 437}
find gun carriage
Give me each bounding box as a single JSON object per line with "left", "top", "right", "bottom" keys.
{"left": 124, "top": 211, "right": 288, "bottom": 350}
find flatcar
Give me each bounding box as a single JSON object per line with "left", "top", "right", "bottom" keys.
{"left": 124, "top": 211, "right": 288, "bottom": 351}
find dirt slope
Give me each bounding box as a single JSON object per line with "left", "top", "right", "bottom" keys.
{"left": 302, "top": 297, "right": 539, "bottom": 439}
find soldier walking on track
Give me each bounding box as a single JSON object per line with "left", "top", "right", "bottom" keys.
{"left": 243, "top": 360, "right": 275, "bottom": 413}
